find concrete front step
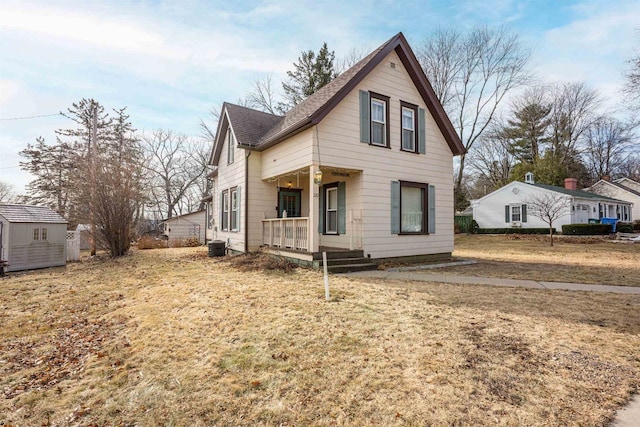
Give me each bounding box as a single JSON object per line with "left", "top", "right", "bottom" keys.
{"left": 327, "top": 262, "right": 378, "bottom": 273}
{"left": 312, "top": 250, "right": 364, "bottom": 260}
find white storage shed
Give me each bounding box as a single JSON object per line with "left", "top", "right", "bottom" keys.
{"left": 163, "top": 210, "right": 206, "bottom": 244}
{"left": 0, "top": 204, "right": 68, "bottom": 272}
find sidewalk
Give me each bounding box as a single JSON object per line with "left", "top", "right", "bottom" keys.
{"left": 341, "top": 270, "right": 640, "bottom": 295}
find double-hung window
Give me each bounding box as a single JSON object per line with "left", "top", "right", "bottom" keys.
{"left": 230, "top": 187, "right": 239, "bottom": 231}
{"left": 511, "top": 205, "right": 522, "bottom": 222}
{"left": 400, "top": 181, "right": 427, "bottom": 234}
{"left": 401, "top": 102, "right": 418, "bottom": 152}
{"left": 370, "top": 93, "right": 389, "bottom": 147}
{"left": 221, "top": 190, "right": 229, "bottom": 231}
{"left": 33, "top": 228, "right": 40, "bottom": 241}
{"left": 325, "top": 186, "right": 338, "bottom": 234}
{"left": 41, "top": 228, "right": 48, "bottom": 240}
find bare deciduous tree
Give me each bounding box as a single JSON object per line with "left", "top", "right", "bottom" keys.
{"left": 418, "top": 26, "right": 532, "bottom": 208}
{"left": 336, "top": 47, "right": 368, "bottom": 74}
{"left": 548, "top": 82, "right": 600, "bottom": 165}
{"left": 91, "top": 107, "right": 145, "bottom": 257}
{"left": 142, "top": 130, "right": 208, "bottom": 220}
{"left": 247, "top": 75, "right": 279, "bottom": 114}
{"left": 623, "top": 32, "right": 640, "bottom": 111}
{"left": 525, "top": 192, "right": 569, "bottom": 246}
{"left": 468, "top": 123, "right": 515, "bottom": 193}
{"left": 583, "top": 117, "right": 636, "bottom": 181}
{"left": 0, "top": 181, "right": 16, "bottom": 203}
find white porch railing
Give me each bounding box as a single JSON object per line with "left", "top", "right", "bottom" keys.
{"left": 262, "top": 217, "right": 309, "bottom": 251}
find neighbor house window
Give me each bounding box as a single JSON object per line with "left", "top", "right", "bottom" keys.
{"left": 325, "top": 186, "right": 338, "bottom": 234}
{"left": 221, "top": 190, "right": 229, "bottom": 231}
{"left": 400, "top": 181, "right": 427, "bottom": 234}
{"left": 401, "top": 102, "right": 418, "bottom": 152}
{"left": 370, "top": 93, "right": 389, "bottom": 147}
{"left": 41, "top": 228, "right": 48, "bottom": 240}
{"left": 230, "top": 187, "right": 239, "bottom": 231}
{"left": 228, "top": 131, "right": 235, "bottom": 165}
{"left": 33, "top": 228, "right": 40, "bottom": 241}
{"left": 511, "top": 205, "right": 522, "bottom": 222}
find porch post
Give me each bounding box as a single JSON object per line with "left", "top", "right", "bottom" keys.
{"left": 309, "top": 164, "right": 320, "bottom": 253}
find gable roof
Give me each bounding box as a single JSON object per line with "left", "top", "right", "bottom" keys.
{"left": 472, "top": 180, "right": 631, "bottom": 205}
{"left": 531, "top": 183, "right": 631, "bottom": 203}
{"left": 0, "top": 204, "right": 67, "bottom": 223}
{"left": 211, "top": 32, "right": 464, "bottom": 165}
{"left": 612, "top": 181, "right": 640, "bottom": 197}
{"left": 588, "top": 179, "right": 640, "bottom": 198}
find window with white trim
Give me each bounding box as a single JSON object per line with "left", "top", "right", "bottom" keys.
{"left": 41, "top": 228, "right": 48, "bottom": 240}
{"left": 221, "top": 190, "right": 229, "bottom": 231}
{"left": 401, "top": 103, "right": 418, "bottom": 152}
{"left": 325, "top": 186, "right": 338, "bottom": 234}
{"left": 511, "top": 205, "right": 522, "bottom": 222}
{"left": 33, "top": 228, "right": 40, "bottom": 241}
{"left": 370, "top": 93, "right": 389, "bottom": 147}
{"left": 230, "top": 187, "right": 239, "bottom": 231}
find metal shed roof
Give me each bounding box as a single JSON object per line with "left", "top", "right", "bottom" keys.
{"left": 0, "top": 204, "right": 68, "bottom": 223}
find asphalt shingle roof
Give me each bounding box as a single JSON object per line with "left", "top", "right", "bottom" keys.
{"left": 211, "top": 32, "right": 465, "bottom": 166}
{"left": 612, "top": 181, "right": 640, "bottom": 197}
{"left": 0, "top": 204, "right": 67, "bottom": 223}
{"left": 532, "top": 184, "right": 631, "bottom": 203}
{"left": 225, "top": 103, "right": 283, "bottom": 148}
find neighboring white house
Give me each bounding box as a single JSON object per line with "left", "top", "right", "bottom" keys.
{"left": 205, "top": 32, "right": 466, "bottom": 266}
{"left": 471, "top": 173, "right": 633, "bottom": 230}
{"left": 586, "top": 178, "right": 639, "bottom": 221}
{"left": 163, "top": 210, "right": 206, "bottom": 244}
{"left": 0, "top": 204, "right": 68, "bottom": 272}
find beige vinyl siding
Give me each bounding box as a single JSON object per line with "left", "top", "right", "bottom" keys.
{"left": 215, "top": 130, "right": 246, "bottom": 252}
{"left": 261, "top": 129, "right": 314, "bottom": 180}
{"left": 163, "top": 211, "right": 206, "bottom": 244}
{"left": 247, "top": 152, "right": 275, "bottom": 251}
{"left": 318, "top": 173, "right": 362, "bottom": 249}
{"left": 316, "top": 50, "right": 454, "bottom": 258}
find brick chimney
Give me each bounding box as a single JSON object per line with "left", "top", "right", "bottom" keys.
{"left": 601, "top": 175, "right": 611, "bottom": 182}
{"left": 564, "top": 178, "right": 577, "bottom": 191}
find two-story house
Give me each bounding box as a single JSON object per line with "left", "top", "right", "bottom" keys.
{"left": 204, "top": 32, "right": 465, "bottom": 268}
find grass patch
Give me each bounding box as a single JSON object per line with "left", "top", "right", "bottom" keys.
{"left": 444, "top": 234, "right": 640, "bottom": 286}
{"left": 1, "top": 247, "right": 638, "bottom": 426}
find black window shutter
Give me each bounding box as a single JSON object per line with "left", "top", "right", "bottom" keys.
{"left": 522, "top": 204, "right": 527, "bottom": 223}
{"left": 505, "top": 205, "right": 510, "bottom": 223}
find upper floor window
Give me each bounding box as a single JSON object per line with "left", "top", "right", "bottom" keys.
{"left": 33, "top": 228, "right": 40, "bottom": 241}
{"left": 401, "top": 102, "right": 418, "bottom": 152}
{"left": 41, "top": 228, "right": 48, "bottom": 240}
{"left": 228, "top": 130, "right": 235, "bottom": 165}
{"left": 370, "top": 93, "right": 389, "bottom": 147}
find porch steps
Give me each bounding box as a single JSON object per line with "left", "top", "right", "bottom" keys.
{"left": 314, "top": 250, "right": 378, "bottom": 273}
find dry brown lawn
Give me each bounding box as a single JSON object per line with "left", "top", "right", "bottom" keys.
{"left": 1, "top": 248, "right": 639, "bottom": 426}
{"left": 445, "top": 234, "right": 640, "bottom": 286}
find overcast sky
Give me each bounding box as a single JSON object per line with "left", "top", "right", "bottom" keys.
{"left": 1, "top": 0, "right": 638, "bottom": 194}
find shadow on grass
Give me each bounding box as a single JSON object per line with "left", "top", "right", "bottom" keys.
{"left": 364, "top": 277, "right": 640, "bottom": 335}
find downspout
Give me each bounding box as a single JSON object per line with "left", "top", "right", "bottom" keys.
{"left": 244, "top": 151, "right": 250, "bottom": 253}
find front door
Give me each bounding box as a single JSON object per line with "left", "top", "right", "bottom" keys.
{"left": 278, "top": 189, "right": 302, "bottom": 218}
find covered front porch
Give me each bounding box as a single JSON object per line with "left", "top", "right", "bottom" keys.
{"left": 259, "top": 165, "right": 363, "bottom": 254}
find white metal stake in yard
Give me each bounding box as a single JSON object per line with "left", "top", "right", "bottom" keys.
{"left": 322, "top": 251, "right": 330, "bottom": 301}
